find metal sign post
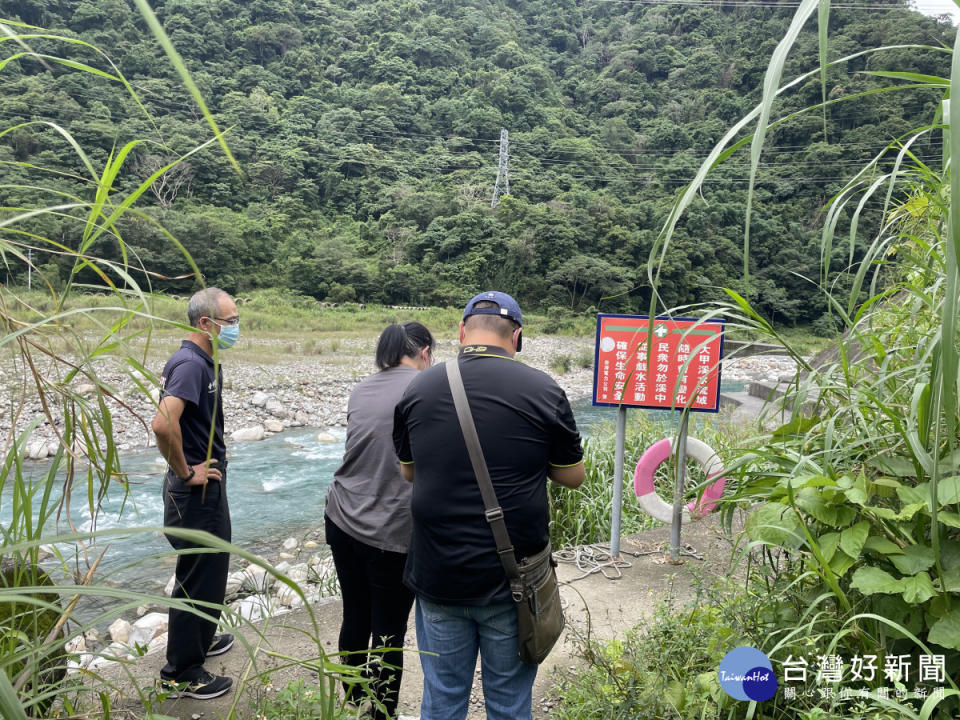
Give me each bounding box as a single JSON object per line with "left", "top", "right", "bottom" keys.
{"left": 592, "top": 314, "right": 724, "bottom": 559}
{"left": 669, "top": 410, "right": 690, "bottom": 564}
{"left": 610, "top": 405, "right": 627, "bottom": 559}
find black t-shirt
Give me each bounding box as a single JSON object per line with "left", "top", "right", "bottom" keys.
{"left": 159, "top": 341, "right": 226, "bottom": 465}
{"left": 393, "top": 344, "right": 583, "bottom": 605}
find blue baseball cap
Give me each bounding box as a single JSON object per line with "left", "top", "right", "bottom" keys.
{"left": 462, "top": 291, "right": 523, "bottom": 326}
{"left": 463, "top": 291, "right": 523, "bottom": 351}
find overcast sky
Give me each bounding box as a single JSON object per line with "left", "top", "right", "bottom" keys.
{"left": 915, "top": 0, "right": 960, "bottom": 23}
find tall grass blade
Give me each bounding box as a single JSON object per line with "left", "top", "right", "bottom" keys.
{"left": 744, "top": 0, "right": 820, "bottom": 300}
{"left": 130, "top": 0, "right": 241, "bottom": 175}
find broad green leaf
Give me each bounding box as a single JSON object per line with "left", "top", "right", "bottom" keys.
{"left": 897, "top": 502, "right": 927, "bottom": 521}
{"left": 900, "top": 572, "right": 936, "bottom": 604}
{"left": 664, "top": 680, "right": 686, "bottom": 711}
{"left": 941, "top": 567, "right": 960, "bottom": 593}
{"left": 868, "top": 459, "right": 915, "bottom": 478}
{"left": 797, "top": 475, "right": 837, "bottom": 488}
{"left": 897, "top": 483, "right": 929, "bottom": 506}
{"left": 872, "top": 595, "right": 925, "bottom": 639}
{"left": 936, "top": 511, "right": 960, "bottom": 529}
{"left": 795, "top": 487, "right": 839, "bottom": 526}
{"left": 771, "top": 415, "right": 820, "bottom": 438}
{"left": 830, "top": 550, "right": 856, "bottom": 578}
{"left": 851, "top": 567, "right": 905, "bottom": 595}
{"left": 938, "top": 540, "right": 960, "bottom": 569}
{"left": 928, "top": 609, "right": 960, "bottom": 650}
{"left": 818, "top": 532, "right": 840, "bottom": 563}
{"left": 839, "top": 521, "right": 870, "bottom": 559}
{"left": 864, "top": 536, "right": 903, "bottom": 555}
{"left": 871, "top": 477, "right": 905, "bottom": 488}
{"left": 844, "top": 486, "right": 868, "bottom": 505}
{"left": 890, "top": 545, "right": 936, "bottom": 575}
{"left": 745, "top": 503, "right": 802, "bottom": 548}
{"left": 836, "top": 475, "right": 855, "bottom": 489}
{"left": 937, "top": 476, "right": 960, "bottom": 505}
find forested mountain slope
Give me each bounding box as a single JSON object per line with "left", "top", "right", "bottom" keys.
{"left": 0, "top": 0, "right": 953, "bottom": 322}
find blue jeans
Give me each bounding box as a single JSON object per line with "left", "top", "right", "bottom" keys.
{"left": 415, "top": 597, "right": 537, "bottom": 720}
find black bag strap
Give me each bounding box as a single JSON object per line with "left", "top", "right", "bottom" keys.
{"left": 445, "top": 358, "right": 520, "bottom": 581}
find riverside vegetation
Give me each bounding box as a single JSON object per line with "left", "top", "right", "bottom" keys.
{"left": 2, "top": 1, "right": 960, "bottom": 720}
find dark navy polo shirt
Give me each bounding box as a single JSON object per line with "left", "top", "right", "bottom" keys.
{"left": 159, "top": 341, "right": 226, "bottom": 466}
{"left": 393, "top": 344, "right": 583, "bottom": 605}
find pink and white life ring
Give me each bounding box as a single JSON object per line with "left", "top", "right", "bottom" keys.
{"left": 632, "top": 437, "right": 726, "bottom": 523}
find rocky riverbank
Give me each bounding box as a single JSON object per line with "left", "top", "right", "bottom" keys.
{"left": 2, "top": 335, "right": 798, "bottom": 459}
{"left": 64, "top": 529, "right": 339, "bottom": 676}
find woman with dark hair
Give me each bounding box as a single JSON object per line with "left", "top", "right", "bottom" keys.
{"left": 324, "top": 322, "right": 434, "bottom": 719}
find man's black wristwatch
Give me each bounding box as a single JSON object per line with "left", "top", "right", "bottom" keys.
{"left": 179, "top": 466, "right": 195, "bottom": 482}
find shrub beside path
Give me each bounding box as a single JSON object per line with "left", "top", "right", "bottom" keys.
{"left": 108, "top": 519, "right": 739, "bottom": 719}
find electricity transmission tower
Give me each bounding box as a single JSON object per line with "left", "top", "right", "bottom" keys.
{"left": 491, "top": 128, "right": 509, "bottom": 208}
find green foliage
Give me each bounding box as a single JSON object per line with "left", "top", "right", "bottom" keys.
{"left": 0, "top": 19, "right": 360, "bottom": 720}
{"left": 549, "top": 411, "right": 739, "bottom": 549}
{"left": 0, "top": 0, "right": 951, "bottom": 319}
{"left": 574, "top": 346, "right": 594, "bottom": 369}
{"left": 551, "top": 592, "right": 735, "bottom": 719}
{"left": 724, "top": 216, "right": 960, "bottom": 717}
{"left": 548, "top": 353, "right": 571, "bottom": 374}
{"left": 248, "top": 678, "right": 352, "bottom": 720}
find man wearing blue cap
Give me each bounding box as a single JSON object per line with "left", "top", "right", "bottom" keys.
{"left": 393, "top": 291, "right": 585, "bottom": 720}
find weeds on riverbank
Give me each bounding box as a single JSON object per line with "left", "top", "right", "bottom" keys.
{"left": 551, "top": 586, "right": 734, "bottom": 720}
{"left": 573, "top": 0, "right": 960, "bottom": 717}
{"left": 0, "top": 13, "right": 361, "bottom": 720}
{"left": 548, "top": 410, "right": 745, "bottom": 550}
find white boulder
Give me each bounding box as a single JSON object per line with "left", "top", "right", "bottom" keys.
{"left": 231, "top": 425, "right": 265, "bottom": 442}
{"left": 146, "top": 631, "right": 168, "bottom": 656}
{"left": 264, "top": 419, "right": 284, "bottom": 433}
{"left": 129, "top": 612, "right": 167, "bottom": 647}
{"left": 27, "top": 441, "right": 50, "bottom": 460}
{"left": 251, "top": 391, "right": 269, "bottom": 407}
{"left": 275, "top": 584, "right": 304, "bottom": 608}
{"left": 230, "top": 594, "right": 273, "bottom": 622}
{"left": 108, "top": 618, "right": 131, "bottom": 644}
{"left": 265, "top": 398, "right": 287, "bottom": 417}
{"left": 287, "top": 562, "right": 309, "bottom": 585}
{"left": 316, "top": 432, "right": 338, "bottom": 443}
{"left": 64, "top": 636, "right": 86, "bottom": 654}
{"left": 225, "top": 571, "right": 246, "bottom": 597}
{"left": 241, "top": 565, "right": 272, "bottom": 593}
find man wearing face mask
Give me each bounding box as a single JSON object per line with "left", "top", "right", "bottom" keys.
{"left": 152, "top": 287, "right": 239, "bottom": 699}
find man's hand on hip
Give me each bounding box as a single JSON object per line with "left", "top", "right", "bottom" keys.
{"left": 186, "top": 458, "right": 222, "bottom": 485}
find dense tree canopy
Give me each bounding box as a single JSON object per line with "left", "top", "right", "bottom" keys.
{"left": 0, "top": 0, "right": 952, "bottom": 322}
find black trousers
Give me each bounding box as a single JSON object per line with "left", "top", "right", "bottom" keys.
{"left": 162, "top": 467, "right": 231, "bottom": 681}
{"left": 325, "top": 515, "right": 414, "bottom": 720}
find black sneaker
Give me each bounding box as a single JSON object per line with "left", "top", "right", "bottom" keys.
{"left": 160, "top": 669, "right": 233, "bottom": 699}
{"left": 207, "top": 633, "right": 235, "bottom": 657}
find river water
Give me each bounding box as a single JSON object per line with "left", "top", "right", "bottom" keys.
{"left": 2, "top": 395, "right": 737, "bottom": 609}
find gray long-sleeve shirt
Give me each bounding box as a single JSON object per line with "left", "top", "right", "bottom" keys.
{"left": 324, "top": 364, "right": 418, "bottom": 553}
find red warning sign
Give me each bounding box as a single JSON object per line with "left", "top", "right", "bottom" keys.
{"left": 592, "top": 314, "right": 724, "bottom": 411}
